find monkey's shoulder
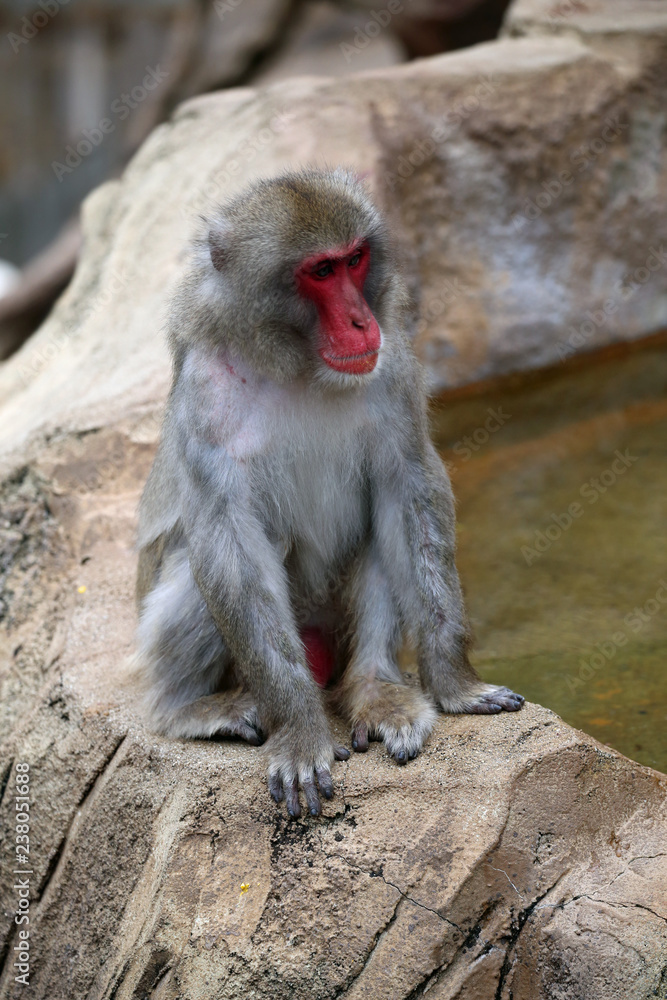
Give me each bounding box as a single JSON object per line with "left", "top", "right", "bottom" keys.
{"left": 174, "top": 346, "right": 275, "bottom": 457}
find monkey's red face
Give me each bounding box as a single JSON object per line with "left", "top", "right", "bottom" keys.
{"left": 295, "top": 242, "right": 381, "bottom": 375}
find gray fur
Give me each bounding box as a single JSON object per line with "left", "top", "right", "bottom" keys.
{"left": 136, "top": 168, "right": 523, "bottom": 816}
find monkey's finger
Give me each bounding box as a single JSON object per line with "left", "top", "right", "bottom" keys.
{"left": 334, "top": 744, "right": 350, "bottom": 761}
{"left": 268, "top": 773, "right": 284, "bottom": 803}
{"left": 285, "top": 778, "right": 301, "bottom": 818}
{"left": 351, "top": 723, "right": 369, "bottom": 752}
{"left": 316, "top": 767, "right": 334, "bottom": 800}
{"left": 302, "top": 778, "right": 322, "bottom": 816}
{"left": 393, "top": 749, "right": 408, "bottom": 765}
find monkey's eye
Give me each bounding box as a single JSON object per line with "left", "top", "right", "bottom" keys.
{"left": 312, "top": 261, "right": 334, "bottom": 279}
{"left": 348, "top": 251, "right": 362, "bottom": 268}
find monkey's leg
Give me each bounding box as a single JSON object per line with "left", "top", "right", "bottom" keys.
{"left": 137, "top": 548, "right": 263, "bottom": 744}
{"left": 336, "top": 549, "right": 437, "bottom": 764}
{"left": 401, "top": 465, "right": 524, "bottom": 715}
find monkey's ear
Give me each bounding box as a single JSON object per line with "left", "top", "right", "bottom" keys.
{"left": 209, "top": 229, "right": 228, "bottom": 271}
{"left": 207, "top": 218, "right": 234, "bottom": 272}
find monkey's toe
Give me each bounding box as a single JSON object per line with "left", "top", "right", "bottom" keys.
{"left": 467, "top": 701, "right": 503, "bottom": 715}
{"left": 494, "top": 688, "right": 524, "bottom": 711}
{"left": 214, "top": 717, "right": 265, "bottom": 745}
{"left": 381, "top": 721, "right": 430, "bottom": 763}
{"left": 461, "top": 685, "right": 525, "bottom": 714}
{"left": 238, "top": 722, "right": 265, "bottom": 745}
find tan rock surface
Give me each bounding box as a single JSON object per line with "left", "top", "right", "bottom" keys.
{"left": 503, "top": 0, "right": 667, "bottom": 60}
{"left": 0, "top": 425, "right": 665, "bottom": 998}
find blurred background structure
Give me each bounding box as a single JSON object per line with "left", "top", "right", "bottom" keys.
{"left": 0, "top": 0, "right": 509, "bottom": 359}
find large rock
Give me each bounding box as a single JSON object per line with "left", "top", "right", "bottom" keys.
{"left": 503, "top": 0, "right": 667, "bottom": 56}
{"left": 0, "top": 433, "right": 665, "bottom": 999}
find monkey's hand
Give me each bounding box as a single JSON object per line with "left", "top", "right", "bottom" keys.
{"left": 266, "top": 725, "right": 350, "bottom": 818}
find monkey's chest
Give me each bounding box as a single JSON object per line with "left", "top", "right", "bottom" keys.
{"left": 255, "top": 444, "right": 368, "bottom": 584}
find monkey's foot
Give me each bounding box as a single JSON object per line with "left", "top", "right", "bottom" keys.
{"left": 161, "top": 691, "right": 265, "bottom": 743}
{"left": 267, "top": 729, "right": 350, "bottom": 818}
{"left": 439, "top": 683, "right": 524, "bottom": 715}
{"left": 343, "top": 680, "right": 437, "bottom": 765}
{"left": 210, "top": 692, "right": 267, "bottom": 744}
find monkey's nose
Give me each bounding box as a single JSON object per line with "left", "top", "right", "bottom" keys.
{"left": 349, "top": 306, "right": 370, "bottom": 330}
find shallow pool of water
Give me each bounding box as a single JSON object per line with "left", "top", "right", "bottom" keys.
{"left": 431, "top": 337, "right": 667, "bottom": 773}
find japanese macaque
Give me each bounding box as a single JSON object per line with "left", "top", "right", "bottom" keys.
{"left": 136, "top": 168, "right": 523, "bottom": 817}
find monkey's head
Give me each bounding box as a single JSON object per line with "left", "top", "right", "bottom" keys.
{"left": 186, "top": 169, "right": 398, "bottom": 386}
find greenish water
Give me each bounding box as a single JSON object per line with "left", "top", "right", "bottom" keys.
{"left": 431, "top": 340, "right": 667, "bottom": 773}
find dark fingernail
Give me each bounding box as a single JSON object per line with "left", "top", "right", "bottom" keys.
{"left": 395, "top": 751, "right": 407, "bottom": 764}
{"left": 323, "top": 788, "right": 333, "bottom": 799}
{"left": 352, "top": 740, "right": 358, "bottom": 749}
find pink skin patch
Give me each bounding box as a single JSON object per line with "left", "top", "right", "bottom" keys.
{"left": 225, "top": 362, "right": 246, "bottom": 384}
{"left": 301, "top": 626, "right": 335, "bottom": 688}
{"left": 295, "top": 241, "right": 381, "bottom": 375}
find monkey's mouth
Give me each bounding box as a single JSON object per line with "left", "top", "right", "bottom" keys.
{"left": 320, "top": 348, "right": 379, "bottom": 375}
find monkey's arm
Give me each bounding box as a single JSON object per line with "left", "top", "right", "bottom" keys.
{"left": 371, "top": 393, "right": 523, "bottom": 715}
{"left": 178, "top": 426, "right": 348, "bottom": 815}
